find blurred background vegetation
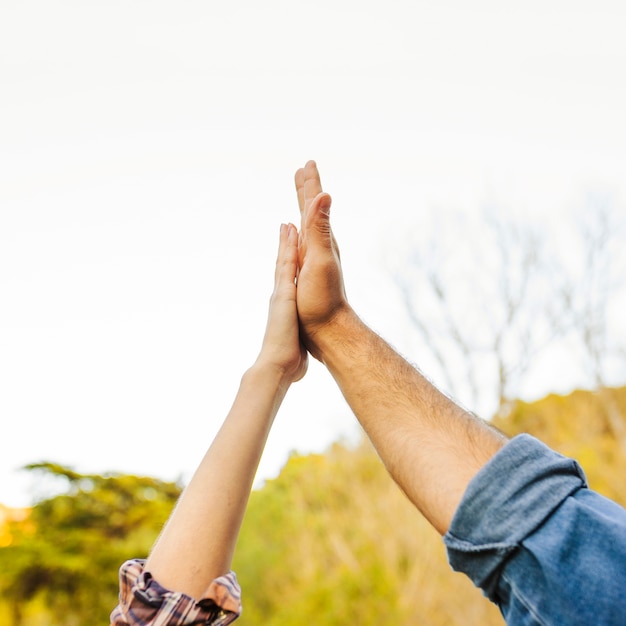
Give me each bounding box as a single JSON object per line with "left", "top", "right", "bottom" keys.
{"left": 1, "top": 385, "right": 625, "bottom": 625}
{"left": 2, "top": 206, "right": 624, "bottom": 625}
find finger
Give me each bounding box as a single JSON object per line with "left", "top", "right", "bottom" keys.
{"left": 274, "top": 223, "right": 298, "bottom": 289}
{"left": 304, "top": 192, "right": 333, "bottom": 251}
{"left": 303, "top": 160, "right": 323, "bottom": 213}
{"left": 295, "top": 167, "right": 305, "bottom": 215}
{"left": 273, "top": 223, "right": 288, "bottom": 285}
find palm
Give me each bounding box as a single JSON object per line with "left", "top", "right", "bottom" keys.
{"left": 297, "top": 239, "right": 344, "bottom": 331}
{"left": 259, "top": 222, "right": 308, "bottom": 384}
{"left": 294, "top": 161, "right": 347, "bottom": 344}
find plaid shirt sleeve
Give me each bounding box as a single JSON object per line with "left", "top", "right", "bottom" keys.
{"left": 110, "top": 559, "right": 242, "bottom": 626}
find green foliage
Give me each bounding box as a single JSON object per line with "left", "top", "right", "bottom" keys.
{"left": 1, "top": 386, "right": 624, "bottom": 625}
{"left": 493, "top": 386, "right": 626, "bottom": 506}
{"left": 233, "top": 386, "right": 626, "bottom": 625}
{"left": 0, "top": 463, "right": 181, "bottom": 626}
{"left": 233, "top": 441, "right": 502, "bottom": 625}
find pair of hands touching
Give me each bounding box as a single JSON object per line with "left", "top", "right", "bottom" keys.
{"left": 137, "top": 159, "right": 502, "bottom": 610}
{"left": 263, "top": 160, "right": 504, "bottom": 535}
{"left": 258, "top": 160, "right": 348, "bottom": 385}
{"left": 117, "top": 160, "right": 624, "bottom": 626}
{"left": 138, "top": 161, "right": 352, "bottom": 603}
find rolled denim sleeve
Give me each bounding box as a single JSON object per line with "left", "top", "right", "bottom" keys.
{"left": 443, "top": 434, "right": 626, "bottom": 625}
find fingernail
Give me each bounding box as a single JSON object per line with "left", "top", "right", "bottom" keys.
{"left": 319, "top": 194, "right": 332, "bottom": 212}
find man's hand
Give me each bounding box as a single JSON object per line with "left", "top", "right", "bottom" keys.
{"left": 257, "top": 223, "right": 308, "bottom": 385}
{"left": 294, "top": 160, "right": 349, "bottom": 360}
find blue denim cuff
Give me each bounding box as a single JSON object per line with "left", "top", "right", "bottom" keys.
{"left": 443, "top": 434, "right": 587, "bottom": 597}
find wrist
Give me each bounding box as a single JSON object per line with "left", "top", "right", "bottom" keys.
{"left": 304, "top": 304, "right": 362, "bottom": 364}
{"left": 246, "top": 359, "right": 294, "bottom": 395}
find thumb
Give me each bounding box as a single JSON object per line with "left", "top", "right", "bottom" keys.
{"left": 306, "top": 192, "right": 333, "bottom": 249}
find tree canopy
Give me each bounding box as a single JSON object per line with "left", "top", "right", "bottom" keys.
{"left": 0, "top": 464, "right": 180, "bottom": 626}
{"left": 1, "top": 385, "right": 625, "bottom": 625}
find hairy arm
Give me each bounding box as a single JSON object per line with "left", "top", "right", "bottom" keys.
{"left": 312, "top": 306, "right": 504, "bottom": 534}
{"left": 294, "top": 161, "right": 505, "bottom": 535}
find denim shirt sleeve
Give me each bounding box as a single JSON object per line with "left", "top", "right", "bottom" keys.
{"left": 443, "top": 434, "right": 626, "bottom": 625}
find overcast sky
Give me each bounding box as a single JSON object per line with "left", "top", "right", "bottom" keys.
{"left": 2, "top": 0, "right": 625, "bottom": 507}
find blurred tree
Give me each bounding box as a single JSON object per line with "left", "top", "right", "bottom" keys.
{"left": 1, "top": 387, "right": 624, "bottom": 625}
{"left": 234, "top": 386, "right": 626, "bottom": 625}
{"left": 234, "top": 439, "right": 503, "bottom": 625}
{"left": 394, "top": 208, "right": 555, "bottom": 418}
{"left": 0, "top": 463, "right": 180, "bottom": 626}
{"left": 555, "top": 199, "right": 626, "bottom": 453}
{"left": 392, "top": 200, "right": 626, "bottom": 424}
{"left": 493, "top": 385, "right": 626, "bottom": 505}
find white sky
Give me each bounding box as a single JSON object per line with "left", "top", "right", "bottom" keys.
{"left": 2, "top": 0, "right": 626, "bottom": 507}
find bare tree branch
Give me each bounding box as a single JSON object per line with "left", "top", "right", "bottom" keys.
{"left": 390, "top": 198, "right": 626, "bottom": 438}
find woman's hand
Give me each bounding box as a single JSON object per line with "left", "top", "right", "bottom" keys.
{"left": 256, "top": 223, "right": 308, "bottom": 385}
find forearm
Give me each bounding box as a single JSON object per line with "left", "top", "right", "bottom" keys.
{"left": 315, "top": 306, "right": 506, "bottom": 535}
{"left": 144, "top": 364, "right": 289, "bottom": 599}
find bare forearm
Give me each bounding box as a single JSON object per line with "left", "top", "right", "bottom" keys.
{"left": 145, "top": 364, "right": 289, "bottom": 598}
{"left": 315, "top": 307, "right": 506, "bottom": 535}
